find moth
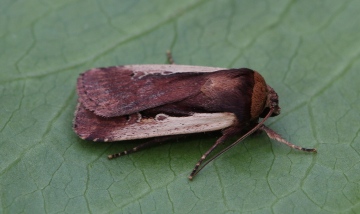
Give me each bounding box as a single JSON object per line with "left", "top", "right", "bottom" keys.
{"left": 73, "top": 54, "right": 317, "bottom": 180}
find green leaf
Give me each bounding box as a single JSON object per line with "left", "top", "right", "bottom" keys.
{"left": 1, "top": 0, "right": 359, "bottom": 213}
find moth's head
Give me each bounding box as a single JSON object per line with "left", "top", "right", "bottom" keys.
{"left": 251, "top": 71, "right": 281, "bottom": 120}
{"left": 259, "top": 85, "right": 280, "bottom": 118}
{"left": 251, "top": 71, "right": 280, "bottom": 120}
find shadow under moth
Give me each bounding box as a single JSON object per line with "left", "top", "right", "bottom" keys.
{"left": 73, "top": 55, "right": 317, "bottom": 180}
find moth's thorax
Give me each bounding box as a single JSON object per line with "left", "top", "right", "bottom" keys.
{"left": 250, "top": 71, "right": 268, "bottom": 120}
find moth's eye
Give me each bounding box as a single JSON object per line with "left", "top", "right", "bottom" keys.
{"left": 259, "top": 107, "right": 280, "bottom": 118}
{"left": 259, "top": 107, "right": 270, "bottom": 118}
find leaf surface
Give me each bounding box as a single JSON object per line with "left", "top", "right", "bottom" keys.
{"left": 1, "top": 0, "right": 359, "bottom": 213}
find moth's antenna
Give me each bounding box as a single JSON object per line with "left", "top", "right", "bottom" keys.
{"left": 190, "top": 108, "right": 275, "bottom": 179}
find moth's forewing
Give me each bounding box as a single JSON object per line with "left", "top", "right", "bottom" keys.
{"left": 77, "top": 65, "right": 226, "bottom": 117}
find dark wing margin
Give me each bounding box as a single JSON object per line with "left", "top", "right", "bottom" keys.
{"left": 77, "top": 66, "right": 209, "bottom": 117}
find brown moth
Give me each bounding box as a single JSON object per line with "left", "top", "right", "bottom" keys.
{"left": 74, "top": 59, "right": 317, "bottom": 179}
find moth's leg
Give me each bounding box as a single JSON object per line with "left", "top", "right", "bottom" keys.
{"left": 108, "top": 135, "right": 182, "bottom": 159}
{"left": 260, "top": 125, "right": 317, "bottom": 152}
{"left": 188, "top": 127, "right": 241, "bottom": 180}
{"left": 166, "top": 50, "right": 175, "bottom": 64}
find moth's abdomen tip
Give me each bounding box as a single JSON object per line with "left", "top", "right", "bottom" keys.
{"left": 188, "top": 175, "right": 193, "bottom": 180}
{"left": 108, "top": 155, "right": 114, "bottom": 159}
